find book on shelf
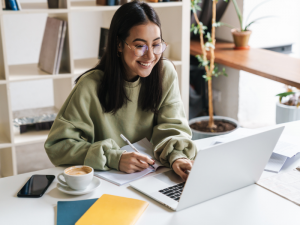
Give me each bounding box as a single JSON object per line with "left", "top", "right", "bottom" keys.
{"left": 55, "top": 20, "right": 67, "bottom": 74}
{"left": 15, "top": 0, "right": 21, "bottom": 10}
{"left": 98, "top": 27, "right": 109, "bottom": 59}
{"left": 38, "top": 17, "right": 67, "bottom": 75}
{"left": 5, "top": 0, "right": 18, "bottom": 10}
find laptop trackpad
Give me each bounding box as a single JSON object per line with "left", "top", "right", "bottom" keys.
{"left": 154, "top": 170, "right": 183, "bottom": 186}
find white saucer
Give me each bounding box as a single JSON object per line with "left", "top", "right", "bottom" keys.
{"left": 57, "top": 176, "right": 101, "bottom": 195}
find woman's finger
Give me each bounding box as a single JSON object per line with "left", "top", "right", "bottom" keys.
{"left": 134, "top": 153, "right": 155, "bottom": 165}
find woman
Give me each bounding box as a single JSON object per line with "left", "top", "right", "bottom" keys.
{"left": 45, "top": 1, "right": 196, "bottom": 181}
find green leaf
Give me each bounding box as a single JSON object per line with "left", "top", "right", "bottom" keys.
{"left": 218, "top": 22, "right": 234, "bottom": 28}
{"left": 244, "top": 16, "right": 278, "bottom": 31}
{"left": 212, "top": 22, "right": 221, "bottom": 27}
{"left": 276, "top": 92, "right": 295, "bottom": 97}
{"left": 232, "top": 0, "right": 243, "bottom": 31}
{"left": 205, "top": 42, "right": 215, "bottom": 51}
{"left": 194, "top": 4, "right": 201, "bottom": 11}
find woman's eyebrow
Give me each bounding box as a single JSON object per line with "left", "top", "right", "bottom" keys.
{"left": 132, "top": 37, "right": 161, "bottom": 42}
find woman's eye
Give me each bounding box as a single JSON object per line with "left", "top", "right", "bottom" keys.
{"left": 136, "top": 45, "right": 145, "bottom": 48}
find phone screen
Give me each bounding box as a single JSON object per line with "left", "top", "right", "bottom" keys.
{"left": 17, "top": 175, "right": 55, "bottom": 198}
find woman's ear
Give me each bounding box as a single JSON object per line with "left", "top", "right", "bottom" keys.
{"left": 118, "top": 42, "right": 123, "bottom": 53}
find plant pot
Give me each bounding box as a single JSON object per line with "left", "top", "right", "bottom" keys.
{"left": 276, "top": 102, "right": 300, "bottom": 124}
{"left": 189, "top": 116, "right": 239, "bottom": 140}
{"left": 231, "top": 29, "right": 252, "bottom": 50}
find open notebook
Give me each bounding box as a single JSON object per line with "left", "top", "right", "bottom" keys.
{"left": 94, "top": 138, "right": 163, "bottom": 186}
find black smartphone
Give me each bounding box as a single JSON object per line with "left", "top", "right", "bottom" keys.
{"left": 17, "top": 175, "right": 55, "bottom": 198}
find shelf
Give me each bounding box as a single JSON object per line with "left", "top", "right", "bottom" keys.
{"left": 0, "top": 80, "right": 7, "bottom": 84}
{"left": 8, "top": 63, "right": 73, "bottom": 82}
{"left": 190, "top": 40, "right": 300, "bottom": 89}
{"left": 2, "top": 3, "right": 68, "bottom": 14}
{"left": 0, "top": 142, "right": 12, "bottom": 149}
{"left": 14, "top": 130, "right": 49, "bottom": 146}
{"left": 74, "top": 58, "right": 99, "bottom": 75}
{"left": 70, "top": 1, "right": 182, "bottom": 11}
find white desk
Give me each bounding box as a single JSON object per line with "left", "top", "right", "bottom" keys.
{"left": 1, "top": 121, "right": 300, "bottom": 225}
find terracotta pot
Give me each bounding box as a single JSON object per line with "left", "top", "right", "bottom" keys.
{"left": 231, "top": 29, "right": 252, "bottom": 50}
{"left": 96, "top": 0, "right": 106, "bottom": 5}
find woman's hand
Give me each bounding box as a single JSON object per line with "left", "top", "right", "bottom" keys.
{"left": 172, "top": 158, "right": 194, "bottom": 181}
{"left": 119, "top": 152, "right": 155, "bottom": 173}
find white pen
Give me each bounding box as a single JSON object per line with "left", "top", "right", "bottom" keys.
{"left": 120, "top": 134, "right": 155, "bottom": 169}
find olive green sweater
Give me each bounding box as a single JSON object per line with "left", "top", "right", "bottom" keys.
{"left": 44, "top": 60, "right": 197, "bottom": 171}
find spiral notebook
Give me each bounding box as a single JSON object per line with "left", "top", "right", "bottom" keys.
{"left": 94, "top": 138, "right": 163, "bottom": 186}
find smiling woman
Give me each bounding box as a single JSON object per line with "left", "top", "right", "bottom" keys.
{"left": 44, "top": 1, "right": 197, "bottom": 181}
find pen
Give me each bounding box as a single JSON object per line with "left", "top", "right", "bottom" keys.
{"left": 120, "top": 134, "right": 155, "bottom": 169}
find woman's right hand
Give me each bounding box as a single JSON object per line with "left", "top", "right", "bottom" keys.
{"left": 119, "top": 152, "right": 155, "bottom": 173}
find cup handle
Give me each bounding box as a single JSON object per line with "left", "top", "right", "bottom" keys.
{"left": 57, "top": 173, "right": 68, "bottom": 186}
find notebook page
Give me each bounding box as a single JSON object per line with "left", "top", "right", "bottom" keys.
{"left": 94, "top": 138, "right": 162, "bottom": 185}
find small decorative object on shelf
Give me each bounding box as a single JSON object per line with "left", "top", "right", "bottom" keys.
{"left": 96, "top": 0, "right": 107, "bottom": 5}
{"left": 107, "top": 0, "right": 115, "bottom": 5}
{"left": 47, "top": 0, "right": 59, "bottom": 8}
{"left": 4, "top": 0, "right": 19, "bottom": 10}
{"left": 13, "top": 107, "right": 57, "bottom": 134}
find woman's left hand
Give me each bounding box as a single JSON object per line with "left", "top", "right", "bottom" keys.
{"left": 172, "top": 158, "right": 194, "bottom": 181}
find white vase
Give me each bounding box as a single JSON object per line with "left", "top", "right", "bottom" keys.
{"left": 276, "top": 102, "right": 300, "bottom": 124}
{"left": 189, "top": 116, "right": 239, "bottom": 140}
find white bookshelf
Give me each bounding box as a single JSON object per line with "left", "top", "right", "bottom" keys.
{"left": 0, "top": 0, "right": 190, "bottom": 177}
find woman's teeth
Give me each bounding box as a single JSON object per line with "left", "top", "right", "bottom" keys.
{"left": 138, "top": 62, "right": 151, "bottom": 66}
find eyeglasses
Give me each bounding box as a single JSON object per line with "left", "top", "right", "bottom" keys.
{"left": 123, "top": 40, "right": 167, "bottom": 57}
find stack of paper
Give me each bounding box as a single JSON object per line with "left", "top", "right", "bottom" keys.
{"left": 257, "top": 169, "right": 300, "bottom": 206}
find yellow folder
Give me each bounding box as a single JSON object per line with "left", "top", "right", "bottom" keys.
{"left": 76, "top": 194, "right": 149, "bottom": 225}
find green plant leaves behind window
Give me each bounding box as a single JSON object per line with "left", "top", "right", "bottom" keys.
{"left": 276, "top": 91, "right": 295, "bottom": 103}
{"left": 191, "top": 0, "right": 202, "bottom": 13}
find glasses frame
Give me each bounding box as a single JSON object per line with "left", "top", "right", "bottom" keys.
{"left": 123, "top": 39, "right": 168, "bottom": 57}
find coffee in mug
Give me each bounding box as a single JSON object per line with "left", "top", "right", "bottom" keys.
{"left": 58, "top": 165, "right": 94, "bottom": 190}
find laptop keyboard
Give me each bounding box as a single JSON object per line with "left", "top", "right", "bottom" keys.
{"left": 158, "top": 182, "right": 185, "bottom": 202}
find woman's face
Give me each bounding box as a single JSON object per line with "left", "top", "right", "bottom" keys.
{"left": 119, "top": 22, "right": 162, "bottom": 81}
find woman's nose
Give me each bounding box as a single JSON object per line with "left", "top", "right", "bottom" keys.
{"left": 144, "top": 46, "right": 155, "bottom": 60}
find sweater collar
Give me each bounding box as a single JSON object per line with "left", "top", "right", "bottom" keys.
{"left": 124, "top": 77, "right": 141, "bottom": 88}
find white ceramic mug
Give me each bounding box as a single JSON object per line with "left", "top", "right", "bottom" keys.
{"left": 57, "top": 165, "right": 94, "bottom": 190}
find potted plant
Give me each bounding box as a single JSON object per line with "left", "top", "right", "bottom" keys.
{"left": 276, "top": 86, "right": 300, "bottom": 124}
{"left": 189, "top": 0, "right": 239, "bottom": 140}
{"left": 219, "top": 0, "right": 275, "bottom": 49}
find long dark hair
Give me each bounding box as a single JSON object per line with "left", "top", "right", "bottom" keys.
{"left": 75, "top": 1, "right": 163, "bottom": 114}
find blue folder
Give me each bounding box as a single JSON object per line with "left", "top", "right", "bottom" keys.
{"left": 57, "top": 198, "right": 98, "bottom": 225}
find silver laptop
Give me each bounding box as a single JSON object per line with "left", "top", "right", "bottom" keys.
{"left": 130, "top": 126, "right": 284, "bottom": 211}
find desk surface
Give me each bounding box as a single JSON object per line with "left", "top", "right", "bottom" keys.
{"left": 1, "top": 121, "right": 300, "bottom": 225}
{"left": 190, "top": 40, "right": 300, "bottom": 89}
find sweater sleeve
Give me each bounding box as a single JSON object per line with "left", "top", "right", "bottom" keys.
{"left": 44, "top": 72, "right": 125, "bottom": 171}
{"left": 152, "top": 63, "right": 197, "bottom": 168}
{"left": 44, "top": 118, "right": 125, "bottom": 171}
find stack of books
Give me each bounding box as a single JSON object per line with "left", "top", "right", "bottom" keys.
{"left": 57, "top": 194, "right": 148, "bottom": 225}
{"left": 38, "top": 17, "right": 67, "bottom": 75}
{"left": 2, "top": 0, "right": 21, "bottom": 10}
